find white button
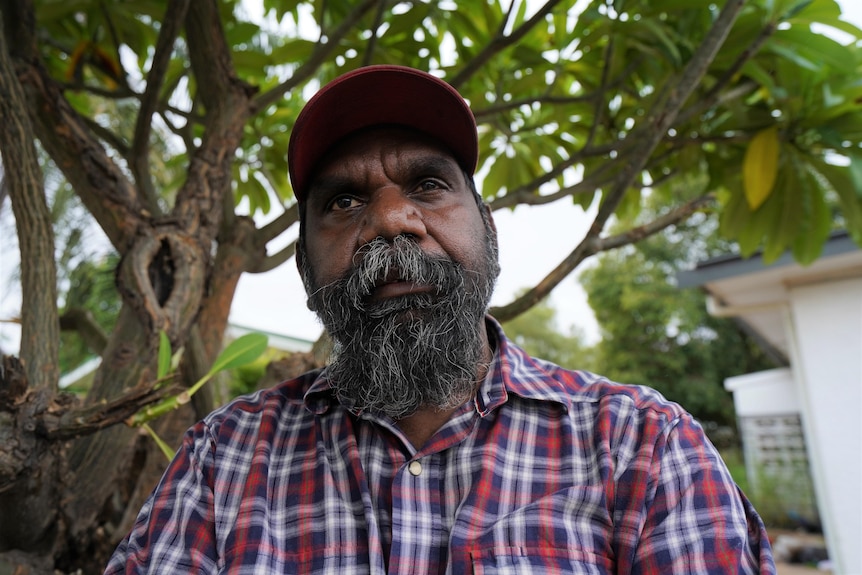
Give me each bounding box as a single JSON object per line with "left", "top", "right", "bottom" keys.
{"left": 408, "top": 460, "right": 422, "bottom": 476}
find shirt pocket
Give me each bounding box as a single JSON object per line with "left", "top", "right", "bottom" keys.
{"left": 460, "top": 487, "right": 614, "bottom": 575}
{"left": 218, "top": 544, "right": 373, "bottom": 574}
{"left": 468, "top": 545, "right": 613, "bottom": 575}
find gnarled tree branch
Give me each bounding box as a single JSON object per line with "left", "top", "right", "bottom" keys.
{"left": 176, "top": 0, "right": 255, "bottom": 242}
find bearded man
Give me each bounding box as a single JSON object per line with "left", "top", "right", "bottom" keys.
{"left": 105, "top": 66, "right": 776, "bottom": 574}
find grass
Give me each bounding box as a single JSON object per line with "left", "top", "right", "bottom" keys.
{"left": 720, "top": 447, "right": 750, "bottom": 494}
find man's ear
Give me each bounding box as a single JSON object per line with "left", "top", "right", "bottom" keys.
{"left": 295, "top": 207, "right": 308, "bottom": 284}
{"left": 295, "top": 240, "right": 318, "bottom": 311}
{"left": 482, "top": 202, "right": 497, "bottom": 234}
{"left": 295, "top": 241, "right": 307, "bottom": 286}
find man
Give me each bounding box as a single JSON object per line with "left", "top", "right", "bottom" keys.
{"left": 105, "top": 65, "right": 776, "bottom": 574}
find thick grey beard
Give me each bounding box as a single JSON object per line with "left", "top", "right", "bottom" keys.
{"left": 304, "top": 234, "right": 499, "bottom": 420}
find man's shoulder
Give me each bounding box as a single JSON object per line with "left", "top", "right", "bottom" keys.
{"left": 504, "top": 344, "right": 686, "bottom": 423}
{"left": 491, "top": 318, "right": 684, "bottom": 421}
{"left": 565, "top": 367, "right": 686, "bottom": 420}
{"left": 202, "top": 368, "right": 326, "bottom": 428}
{"left": 508, "top": 353, "right": 696, "bottom": 455}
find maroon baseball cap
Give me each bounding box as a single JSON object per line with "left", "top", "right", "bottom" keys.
{"left": 288, "top": 65, "right": 478, "bottom": 202}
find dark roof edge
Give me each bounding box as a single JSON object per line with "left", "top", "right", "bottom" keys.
{"left": 676, "top": 231, "right": 857, "bottom": 289}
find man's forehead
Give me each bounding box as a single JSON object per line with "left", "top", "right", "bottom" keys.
{"left": 307, "top": 127, "right": 464, "bottom": 190}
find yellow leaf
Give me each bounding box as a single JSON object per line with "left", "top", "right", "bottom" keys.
{"left": 743, "top": 126, "right": 781, "bottom": 211}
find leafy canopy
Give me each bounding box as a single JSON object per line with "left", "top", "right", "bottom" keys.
{"left": 31, "top": 0, "right": 862, "bottom": 274}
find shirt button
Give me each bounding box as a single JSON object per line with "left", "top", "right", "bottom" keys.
{"left": 408, "top": 460, "right": 422, "bottom": 476}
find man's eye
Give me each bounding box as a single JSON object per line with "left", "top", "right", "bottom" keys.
{"left": 419, "top": 179, "right": 442, "bottom": 192}
{"left": 331, "top": 196, "right": 359, "bottom": 211}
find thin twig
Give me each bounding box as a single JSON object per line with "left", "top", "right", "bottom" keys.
{"left": 131, "top": 0, "right": 191, "bottom": 216}
{"left": 449, "top": 0, "right": 566, "bottom": 88}
{"left": 252, "top": 0, "right": 380, "bottom": 113}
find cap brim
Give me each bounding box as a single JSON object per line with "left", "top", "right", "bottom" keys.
{"left": 288, "top": 65, "right": 478, "bottom": 201}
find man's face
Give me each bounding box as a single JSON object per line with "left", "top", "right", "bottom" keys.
{"left": 301, "top": 127, "right": 493, "bottom": 296}
{"left": 298, "top": 127, "right": 500, "bottom": 419}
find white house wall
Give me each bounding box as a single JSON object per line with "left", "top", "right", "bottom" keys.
{"left": 724, "top": 368, "right": 797, "bottom": 416}
{"left": 788, "top": 277, "right": 862, "bottom": 575}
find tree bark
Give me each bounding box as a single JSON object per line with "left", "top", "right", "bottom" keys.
{"left": 0, "top": 3, "right": 253, "bottom": 567}
{"left": 0, "top": 6, "right": 59, "bottom": 391}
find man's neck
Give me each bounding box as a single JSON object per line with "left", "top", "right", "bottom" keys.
{"left": 396, "top": 407, "right": 463, "bottom": 450}
{"left": 395, "top": 321, "right": 494, "bottom": 450}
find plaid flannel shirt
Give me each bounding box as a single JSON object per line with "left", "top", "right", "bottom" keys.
{"left": 105, "top": 317, "right": 775, "bottom": 574}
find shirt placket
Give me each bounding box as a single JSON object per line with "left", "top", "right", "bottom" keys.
{"left": 386, "top": 405, "right": 481, "bottom": 575}
{"left": 387, "top": 451, "right": 444, "bottom": 574}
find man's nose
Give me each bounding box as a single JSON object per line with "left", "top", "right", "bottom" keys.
{"left": 359, "top": 187, "right": 427, "bottom": 243}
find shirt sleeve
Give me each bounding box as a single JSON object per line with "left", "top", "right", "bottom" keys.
{"left": 619, "top": 412, "right": 776, "bottom": 575}
{"left": 103, "top": 422, "right": 219, "bottom": 575}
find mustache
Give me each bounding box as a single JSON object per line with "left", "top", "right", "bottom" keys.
{"left": 307, "top": 235, "right": 465, "bottom": 313}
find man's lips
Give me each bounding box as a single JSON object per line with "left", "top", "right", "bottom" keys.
{"left": 371, "top": 279, "right": 435, "bottom": 300}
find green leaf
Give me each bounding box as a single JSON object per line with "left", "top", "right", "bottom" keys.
{"left": 641, "top": 0, "right": 708, "bottom": 11}
{"left": 771, "top": 27, "right": 857, "bottom": 74}
{"left": 814, "top": 158, "right": 862, "bottom": 245}
{"left": 740, "top": 61, "right": 778, "bottom": 96}
{"left": 766, "top": 40, "right": 821, "bottom": 72}
{"left": 142, "top": 423, "right": 176, "bottom": 461}
{"left": 734, "top": 192, "right": 768, "bottom": 258}
{"left": 483, "top": 154, "right": 512, "bottom": 199}
{"left": 791, "top": 167, "right": 831, "bottom": 264}
{"left": 776, "top": 0, "right": 814, "bottom": 20}
{"left": 245, "top": 173, "right": 272, "bottom": 215}
{"left": 35, "top": 0, "right": 97, "bottom": 21}
{"left": 233, "top": 50, "right": 274, "bottom": 72}
{"left": 762, "top": 162, "right": 802, "bottom": 263}
{"left": 157, "top": 331, "right": 172, "bottom": 379}
{"left": 816, "top": 18, "right": 862, "bottom": 39}
{"left": 632, "top": 18, "right": 683, "bottom": 66}
{"left": 789, "top": 0, "right": 862, "bottom": 39}
{"left": 790, "top": 0, "right": 840, "bottom": 21}
{"left": 270, "top": 39, "right": 316, "bottom": 64}
{"left": 615, "top": 188, "right": 642, "bottom": 224}
{"left": 225, "top": 21, "right": 262, "bottom": 45}
{"left": 715, "top": 186, "right": 745, "bottom": 235}
{"left": 849, "top": 154, "right": 862, "bottom": 196}
{"left": 208, "top": 333, "right": 269, "bottom": 375}
{"left": 821, "top": 112, "right": 862, "bottom": 142}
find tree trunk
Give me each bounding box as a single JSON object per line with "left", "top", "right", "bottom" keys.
{"left": 0, "top": 0, "right": 253, "bottom": 567}
{"left": 0, "top": 4, "right": 59, "bottom": 391}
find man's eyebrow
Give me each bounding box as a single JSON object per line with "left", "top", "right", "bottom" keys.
{"left": 306, "top": 154, "right": 461, "bottom": 201}
{"left": 404, "top": 155, "right": 461, "bottom": 178}
{"left": 307, "top": 174, "right": 356, "bottom": 201}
